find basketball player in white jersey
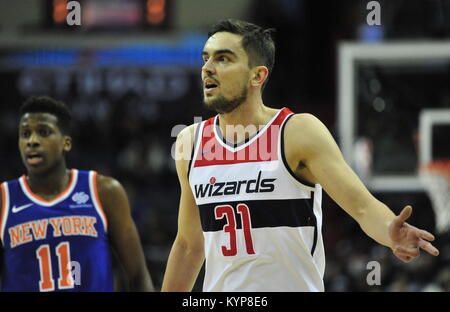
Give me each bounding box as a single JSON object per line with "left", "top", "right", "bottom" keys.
{"left": 162, "top": 19, "right": 439, "bottom": 292}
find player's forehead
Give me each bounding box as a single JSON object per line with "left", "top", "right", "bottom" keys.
{"left": 19, "top": 112, "right": 59, "bottom": 128}
{"left": 202, "top": 32, "right": 247, "bottom": 57}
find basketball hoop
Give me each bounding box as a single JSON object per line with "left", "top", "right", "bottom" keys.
{"left": 419, "top": 160, "right": 450, "bottom": 234}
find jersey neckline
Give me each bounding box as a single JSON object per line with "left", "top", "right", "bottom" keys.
{"left": 213, "top": 107, "right": 286, "bottom": 153}
{"left": 19, "top": 169, "right": 78, "bottom": 207}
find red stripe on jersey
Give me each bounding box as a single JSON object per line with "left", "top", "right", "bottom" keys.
{"left": 194, "top": 108, "right": 293, "bottom": 167}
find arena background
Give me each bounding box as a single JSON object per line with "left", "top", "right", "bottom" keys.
{"left": 0, "top": 0, "right": 449, "bottom": 292}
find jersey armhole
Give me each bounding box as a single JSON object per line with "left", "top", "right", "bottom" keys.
{"left": 187, "top": 122, "right": 203, "bottom": 180}
{"left": 279, "top": 114, "right": 316, "bottom": 189}
{"left": 89, "top": 172, "right": 108, "bottom": 233}
{"left": 0, "top": 183, "right": 10, "bottom": 246}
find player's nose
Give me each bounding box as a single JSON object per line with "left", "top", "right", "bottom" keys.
{"left": 27, "top": 132, "right": 40, "bottom": 147}
{"left": 202, "top": 59, "right": 216, "bottom": 76}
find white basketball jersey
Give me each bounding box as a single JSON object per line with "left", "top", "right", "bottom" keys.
{"left": 188, "top": 108, "right": 325, "bottom": 291}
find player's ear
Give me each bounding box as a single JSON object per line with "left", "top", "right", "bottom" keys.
{"left": 250, "top": 66, "right": 269, "bottom": 89}
{"left": 63, "top": 136, "right": 72, "bottom": 153}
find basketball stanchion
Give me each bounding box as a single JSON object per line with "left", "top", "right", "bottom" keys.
{"left": 419, "top": 160, "right": 450, "bottom": 234}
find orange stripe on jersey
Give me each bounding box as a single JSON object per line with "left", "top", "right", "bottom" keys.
{"left": 92, "top": 172, "right": 108, "bottom": 231}
{"left": 0, "top": 183, "right": 7, "bottom": 242}
{"left": 21, "top": 169, "right": 75, "bottom": 203}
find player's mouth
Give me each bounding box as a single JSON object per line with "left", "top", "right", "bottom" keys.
{"left": 26, "top": 152, "right": 44, "bottom": 166}
{"left": 204, "top": 79, "right": 219, "bottom": 94}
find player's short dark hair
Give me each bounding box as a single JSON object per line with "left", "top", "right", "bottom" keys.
{"left": 20, "top": 96, "right": 72, "bottom": 135}
{"left": 208, "top": 19, "right": 276, "bottom": 90}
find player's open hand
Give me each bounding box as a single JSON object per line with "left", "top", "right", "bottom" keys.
{"left": 388, "top": 205, "right": 440, "bottom": 263}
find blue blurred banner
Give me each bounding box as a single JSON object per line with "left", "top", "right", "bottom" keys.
{"left": 3, "top": 34, "right": 206, "bottom": 67}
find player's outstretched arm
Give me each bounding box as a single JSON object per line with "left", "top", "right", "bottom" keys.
{"left": 284, "top": 113, "right": 439, "bottom": 262}
{"left": 97, "top": 174, "right": 154, "bottom": 291}
{"left": 161, "top": 124, "right": 205, "bottom": 292}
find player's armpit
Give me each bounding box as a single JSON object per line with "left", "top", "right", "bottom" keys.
{"left": 96, "top": 174, "right": 154, "bottom": 291}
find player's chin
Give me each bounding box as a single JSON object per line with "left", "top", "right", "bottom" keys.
{"left": 203, "top": 92, "right": 216, "bottom": 102}
{"left": 203, "top": 97, "right": 216, "bottom": 109}
{"left": 24, "top": 160, "right": 49, "bottom": 175}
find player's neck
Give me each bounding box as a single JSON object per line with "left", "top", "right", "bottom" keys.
{"left": 26, "top": 162, "right": 71, "bottom": 197}
{"left": 218, "top": 93, "right": 266, "bottom": 125}
{"left": 217, "top": 98, "right": 277, "bottom": 144}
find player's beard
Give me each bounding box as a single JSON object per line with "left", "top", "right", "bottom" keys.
{"left": 203, "top": 85, "right": 248, "bottom": 114}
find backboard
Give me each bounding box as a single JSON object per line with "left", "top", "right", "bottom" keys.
{"left": 338, "top": 42, "right": 450, "bottom": 192}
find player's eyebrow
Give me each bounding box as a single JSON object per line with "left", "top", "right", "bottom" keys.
{"left": 19, "top": 120, "right": 55, "bottom": 129}
{"left": 202, "top": 49, "right": 238, "bottom": 58}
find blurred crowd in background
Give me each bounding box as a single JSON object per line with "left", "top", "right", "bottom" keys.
{"left": 0, "top": 0, "right": 449, "bottom": 291}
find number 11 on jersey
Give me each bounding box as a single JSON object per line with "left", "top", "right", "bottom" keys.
{"left": 214, "top": 204, "right": 255, "bottom": 256}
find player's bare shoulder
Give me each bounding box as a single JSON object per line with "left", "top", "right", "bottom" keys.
{"left": 95, "top": 174, "right": 127, "bottom": 213}
{"left": 285, "top": 113, "right": 323, "bottom": 134}
{"left": 96, "top": 174, "right": 122, "bottom": 195}
{"left": 284, "top": 113, "right": 325, "bottom": 147}
{"left": 179, "top": 123, "right": 198, "bottom": 139}
{"left": 175, "top": 123, "right": 199, "bottom": 165}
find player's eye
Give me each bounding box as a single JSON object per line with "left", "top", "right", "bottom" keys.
{"left": 39, "top": 128, "right": 51, "bottom": 137}
{"left": 217, "top": 55, "right": 228, "bottom": 62}
{"left": 20, "top": 130, "right": 31, "bottom": 138}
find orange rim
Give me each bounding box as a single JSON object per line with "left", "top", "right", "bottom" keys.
{"left": 421, "top": 160, "right": 450, "bottom": 178}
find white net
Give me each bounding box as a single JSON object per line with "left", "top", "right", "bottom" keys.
{"left": 419, "top": 162, "right": 450, "bottom": 234}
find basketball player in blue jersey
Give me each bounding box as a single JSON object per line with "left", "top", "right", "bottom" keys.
{"left": 162, "top": 19, "right": 440, "bottom": 292}
{"left": 0, "top": 96, "right": 153, "bottom": 292}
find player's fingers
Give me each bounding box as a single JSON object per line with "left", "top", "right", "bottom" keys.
{"left": 394, "top": 249, "right": 415, "bottom": 262}
{"left": 418, "top": 240, "right": 439, "bottom": 256}
{"left": 391, "top": 206, "right": 412, "bottom": 230}
{"left": 419, "top": 230, "right": 435, "bottom": 242}
{"left": 398, "top": 206, "right": 412, "bottom": 223}
{"left": 393, "top": 250, "right": 413, "bottom": 263}
{"left": 394, "top": 246, "right": 419, "bottom": 258}
{"left": 401, "top": 256, "right": 413, "bottom": 263}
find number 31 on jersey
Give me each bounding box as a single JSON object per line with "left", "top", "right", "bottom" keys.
{"left": 214, "top": 203, "right": 255, "bottom": 256}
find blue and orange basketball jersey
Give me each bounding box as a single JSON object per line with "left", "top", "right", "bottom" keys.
{"left": 0, "top": 169, "right": 114, "bottom": 292}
